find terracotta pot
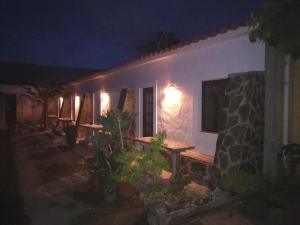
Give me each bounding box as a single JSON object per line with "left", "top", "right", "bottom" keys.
{"left": 117, "top": 181, "right": 137, "bottom": 198}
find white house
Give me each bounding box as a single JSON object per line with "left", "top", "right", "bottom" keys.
{"left": 70, "top": 23, "right": 265, "bottom": 159}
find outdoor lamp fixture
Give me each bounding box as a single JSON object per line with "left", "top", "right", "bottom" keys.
{"left": 59, "top": 97, "right": 64, "bottom": 109}
{"left": 162, "top": 83, "right": 183, "bottom": 113}
{"left": 74, "top": 95, "right": 80, "bottom": 120}
{"left": 100, "top": 91, "right": 110, "bottom": 115}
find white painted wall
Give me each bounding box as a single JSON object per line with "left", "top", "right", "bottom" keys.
{"left": 73, "top": 27, "right": 265, "bottom": 156}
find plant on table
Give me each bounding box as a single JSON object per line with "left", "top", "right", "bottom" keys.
{"left": 117, "top": 132, "right": 209, "bottom": 210}
{"left": 116, "top": 132, "right": 169, "bottom": 189}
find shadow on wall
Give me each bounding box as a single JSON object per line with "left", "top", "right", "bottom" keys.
{"left": 0, "top": 130, "right": 29, "bottom": 225}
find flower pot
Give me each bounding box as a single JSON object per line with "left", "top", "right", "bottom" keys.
{"left": 117, "top": 181, "right": 137, "bottom": 199}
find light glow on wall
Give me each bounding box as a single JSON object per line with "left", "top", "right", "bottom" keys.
{"left": 59, "top": 97, "right": 64, "bottom": 109}
{"left": 162, "top": 83, "right": 183, "bottom": 114}
{"left": 100, "top": 92, "right": 110, "bottom": 115}
{"left": 74, "top": 95, "right": 80, "bottom": 120}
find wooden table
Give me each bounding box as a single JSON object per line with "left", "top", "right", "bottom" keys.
{"left": 80, "top": 123, "right": 103, "bottom": 130}
{"left": 80, "top": 123, "right": 103, "bottom": 137}
{"left": 48, "top": 114, "right": 58, "bottom": 118}
{"left": 57, "top": 117, "right": 73, "bottom": 127}
{"left": 133, "top": 136, "right": 195, "bottom": 177}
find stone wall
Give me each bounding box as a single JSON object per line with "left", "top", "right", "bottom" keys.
{"left": 214, "top": 72, "right": 265, "bottom": 178}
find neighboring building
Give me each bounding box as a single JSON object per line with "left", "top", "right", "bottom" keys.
{"left": 0, "top": 62, "right": 98, "bottom": 130}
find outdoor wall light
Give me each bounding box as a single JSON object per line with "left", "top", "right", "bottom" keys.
{"left": 100, "top": 92, "right": 110, "bottom": 115}
{"left": 162, "top": 83, "right": 183, "bottom": 114}
{"left": 74, "top": 95, "right": 80, "bottom": 119}
{"left": 59, "top": 97, "right": 64, "bottom": 109}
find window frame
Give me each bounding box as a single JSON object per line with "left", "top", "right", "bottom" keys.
{"left": 201, "top": 78, "right": 227, "bottom": 133}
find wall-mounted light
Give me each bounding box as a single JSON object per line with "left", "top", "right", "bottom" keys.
{"left": 100, "top": 91, "right": 110, "bottom": 115}
{"left": 59, "top": 97, "right": 64, "bottom": 109}
{"left": 162, "top": 83, "right": 183, "bottom": 114}
{"left": 74, "top": 95, "right": 80, "bottom": 120}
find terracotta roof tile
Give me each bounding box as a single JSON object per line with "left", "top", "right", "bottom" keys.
{"left": 71, "top": 21, "right": 250, "bottom": 84}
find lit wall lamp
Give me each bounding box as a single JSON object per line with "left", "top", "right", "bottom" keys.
{"left": 74, "top": 95, "right": 80, "bottom": 120}
{"left": 59, "top": 97, "right": 64, "bottom": 109}
{"left": 100, "top": 91, "right": 110, "bottom": 115}
{"left": 162, "top": 82, "right": 183, "bottom": 114}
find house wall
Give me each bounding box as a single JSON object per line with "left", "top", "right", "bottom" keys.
{"left": 73, "top": 27, "right": 265, "bottom": 156}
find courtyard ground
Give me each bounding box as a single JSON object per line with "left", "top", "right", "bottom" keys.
{"left": 9, "top": 129, "right": 300, "bottom": 225}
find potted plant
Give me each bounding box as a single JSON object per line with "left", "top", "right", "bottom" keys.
{"left": 89, "top": 109, "right": 135, "bottom": 201}
{"left": 100, "top": 170, "right": 118, "bottom": 202}
{"left": 64, "top": 123, "right": 77, "bottom": 146}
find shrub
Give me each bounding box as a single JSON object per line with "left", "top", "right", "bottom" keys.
{"left": 223, "top": 170, "right": 257, "bottom": 194}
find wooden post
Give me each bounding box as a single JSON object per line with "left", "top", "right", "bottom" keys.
{"left": 118, "top": 89, "right": 127, "bottom": 112}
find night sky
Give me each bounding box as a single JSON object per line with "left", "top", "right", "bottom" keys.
{"left": 0, "top": 0, "right": 264, "bottom": 70}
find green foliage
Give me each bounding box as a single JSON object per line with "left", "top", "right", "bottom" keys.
{"left": 90, "top": 110, "right": 134, "bottom": 191}
{"left": 116, "top": 132, "right": 170, "bottom": 187}
{"left": 64, "top": 124, "right": 77, "bottom": 146}
{"left": 250, "top": 0, "right": 300, "bottom": 59}
{"left": 99, "top": 170, "right": 118, "bottom": 193}
{"left": 166, "top": 176, "right": 191, "bottom": 194}
{"left": 209, "top": 187, "right": 229, "bottom": 203}
{"left": 223, "top": 170, "right": 257, "bottom": 194}
{"left": 141, "top": 188, "right": 208, "bottom": 209}
{"left": 97, "top": 110, "right": 134, "bottom": 151}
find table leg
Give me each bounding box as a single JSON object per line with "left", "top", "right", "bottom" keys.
{"left": 171, "top": 152, "right": 177, "bottom": 177}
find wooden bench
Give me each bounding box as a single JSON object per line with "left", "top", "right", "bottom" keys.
{"left": 180, "top": 150, "right": 214, "bottom": 176}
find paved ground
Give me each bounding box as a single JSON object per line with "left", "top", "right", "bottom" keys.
{"left": 14, "top": 131, "right": 144, "bottom": 225}
{"left": 12, "top": 130, "right": 299, "bottom": 225}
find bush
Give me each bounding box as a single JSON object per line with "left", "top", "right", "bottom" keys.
{"left": 116, "top": 132, "right": 170, "bottom": 189}
{"left": 223, "top": 170, "right": 257, "bottom": 194}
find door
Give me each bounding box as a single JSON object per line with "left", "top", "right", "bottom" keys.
{"left": 143, "top": 87, "right": 153, "bottom": 137}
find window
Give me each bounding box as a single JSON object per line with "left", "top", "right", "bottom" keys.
{"left": 143, "top": 87, "right": 153, "bottom": 136}
{"left": 202, "top": 79, "right": 227, "bottom": 133}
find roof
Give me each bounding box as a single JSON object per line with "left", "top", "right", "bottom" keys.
{"left": 0, "top": 62, "right": 99, "bottom": 85}
{"left": 71, "top": 21, "right": 250, "bottom": 85}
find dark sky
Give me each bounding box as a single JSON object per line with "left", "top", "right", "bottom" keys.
{"left": 0, "top": 0, "right": 264, "bottom": 69}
